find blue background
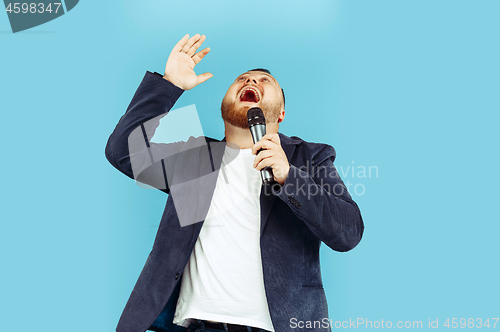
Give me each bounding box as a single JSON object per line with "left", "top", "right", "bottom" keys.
{"left": 1, "top": 0, "right": 499, "bottom": 331}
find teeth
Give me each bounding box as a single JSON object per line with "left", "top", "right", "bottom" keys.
{"left": 240, "top": 87, "right": 260, "bottom": 102}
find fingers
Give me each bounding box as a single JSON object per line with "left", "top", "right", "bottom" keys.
{"left": 254, "top": 157, "right": 275, "bottom": 171}
{"left": 251, "top": 133, "right": 289, "bottom": 184}
{"left": 253, "top": 149, "right": 273, "bottom": 169}
{"left": 251, "top": 142, "right": 271, "bottom": 155}
{"left": 192, "top": 47, "right": 211, "bottom": 65}
{"left": 167, "top": 33, "right": 211, "bottom": 89}
{"left": 172, "top": 34, "right": 189, "bottom": 53}
{"left": 197, "top": 72, "right": 214, "bottom": 85}
{"left": 251, "top": 133, "right": 280, "bottom": 155}
{"left": 187, "top": 35, "right": 206, "bottom": 57}
{"left": 181, "top": 34, "right": 201, "bottom": 53}
{"left": 263, "top": 133, "right": 281, "bottom": 144}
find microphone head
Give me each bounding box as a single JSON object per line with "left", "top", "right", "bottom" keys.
{"left": 247, "top": 107, "right": 266, "bottom": 127}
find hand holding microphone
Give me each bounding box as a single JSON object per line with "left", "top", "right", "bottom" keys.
{"left": 247, "top": 107, "right": 290, "bottom": 186}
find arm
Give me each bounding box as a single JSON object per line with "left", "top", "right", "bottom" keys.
{"left": 105, "top": 34, "right": 213, "bottom": 192}
{"left": 253, "top": 134, "right": 364, "bottom": 252}
{"left": 105, "top": 72, "right": 184, "bottom": 181}
{"left": 275, "top": 144, "right": 364, "bottom": 252}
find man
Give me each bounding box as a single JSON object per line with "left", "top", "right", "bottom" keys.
{"left": 105, "top": 34, "right": 364, "bottom": 332}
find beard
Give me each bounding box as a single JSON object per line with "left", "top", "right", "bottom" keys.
{"left": 221, "top": 98, "right": 282, "bottom": 129}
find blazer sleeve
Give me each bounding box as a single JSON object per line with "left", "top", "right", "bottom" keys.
{"left": 274, "top": 144, "right": 364, "bottom": 252}
{"left": 105, "top": 71, "right": 185, "bottom": 193}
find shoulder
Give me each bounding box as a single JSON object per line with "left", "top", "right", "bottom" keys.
{"left": 279, "top": 133, "right": 336, "bottom": 160}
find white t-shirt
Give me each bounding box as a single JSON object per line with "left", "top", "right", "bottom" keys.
{"left": 173, "top": 146, "right": 275, "bottom": 332}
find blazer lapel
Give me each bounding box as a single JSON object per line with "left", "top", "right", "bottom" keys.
{"left": 196, "top": 138, "right": 226, "bottom": 221}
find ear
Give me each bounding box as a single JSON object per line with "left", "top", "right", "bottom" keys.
{"left": 277, "top": 109, "right": 285, "bottom": 123}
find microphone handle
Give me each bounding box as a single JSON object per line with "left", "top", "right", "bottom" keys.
{"left": 249, "top": 124, "right": 275, "bottom": 185}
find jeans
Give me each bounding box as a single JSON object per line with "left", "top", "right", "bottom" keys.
{"left": 186, "top": 319, "right": 269, "bottom": 332}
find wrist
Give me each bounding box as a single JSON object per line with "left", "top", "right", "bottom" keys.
{"left": 162, "top": 74, "right": 185, "bottom": 90}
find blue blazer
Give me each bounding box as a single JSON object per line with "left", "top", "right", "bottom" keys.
{"left": 105, "top": 71, "right": 364, "bottom": 332}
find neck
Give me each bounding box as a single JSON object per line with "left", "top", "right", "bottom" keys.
{"left": 224, "top": 121, "right": 280, "bottom": 149}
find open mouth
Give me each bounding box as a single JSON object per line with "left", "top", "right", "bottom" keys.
{"left": 239, "top": 87, "right": 261, "bottom": 103}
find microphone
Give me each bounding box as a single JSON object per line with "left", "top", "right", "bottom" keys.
{"left": 247, "top": 107, "right": 275, "bottom": 185}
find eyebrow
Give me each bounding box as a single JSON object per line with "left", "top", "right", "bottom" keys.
{"left": 237, "top": 72, "right": 278, "bottom": 84}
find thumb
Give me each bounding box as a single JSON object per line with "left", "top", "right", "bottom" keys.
{"left": 197, "top": 72, "right": 213, "bottom": 85}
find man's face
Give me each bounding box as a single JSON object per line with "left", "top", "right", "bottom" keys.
{"left": 221, "top": 71, "right": 284, "bottom": 129}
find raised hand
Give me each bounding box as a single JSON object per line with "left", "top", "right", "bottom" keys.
{"left": 163, "top": 34, "right": 213, "bottom": 90}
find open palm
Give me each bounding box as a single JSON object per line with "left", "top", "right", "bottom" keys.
{"left": 163, "top": 34, "right": 213, "bottom": 90}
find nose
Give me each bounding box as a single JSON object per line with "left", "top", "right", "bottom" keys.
{"left": 245, "top": 76, "right": 258, "bottom": 84}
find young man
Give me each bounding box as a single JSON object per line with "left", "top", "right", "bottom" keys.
{"left": 106, "top": 34, "right": 364, "bottom": 332}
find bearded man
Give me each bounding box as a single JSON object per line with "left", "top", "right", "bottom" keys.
{"left": 105, "top": 34, "right": 364, "bottom": 332}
